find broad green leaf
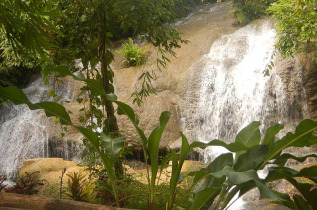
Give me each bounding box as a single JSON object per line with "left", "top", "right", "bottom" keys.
{"left": 287, "top": 177, "right": 317, "bottom": 209}
{"left": 297, "top": 165, "right": 317, "bottom": 178}
{"left": 148, "top": 111, "right": 170, "bottom": 190}
{"left": 262, "top": 123, "right": 284, "bottom": 146}
{"left": 75, "top": 126, "right": 99, "bottom": 149}
{"left": 168, "top": 133, "right": 190, "bottom": 209}
{"left": 100, "top": 133, "right": 125, "bottom": 159}
{"left": 235, "top": 121, "right": 261, "bottom": 147}
{"left": 265, "top": 167, "right": 298, "bottom": 183}
{"left": 190, "top": 140, "right": 248, "bottom": 152}
{"left": 116, "top": 101, "right": 147, "bottom": 147}
{"left": 261, "top": 119, "right": 317, "bottom": 169}
{"left": 293, "top": 194, "right": 313, "bottom": 210}
{"left": 254, "top": 180, "right": 289, "bottom": 201}
{"left": 36, "top": 102, "right": 72, "bottom": 125}
{"left": 0, "top": 86, "right": 31, "bottom": 105}
{"left": 190, "top": 188, "right": 219, "bottom": 210}
{"left": 0, "top": 86, "right": 72, "bottom": 125}
{"left": 43, "top": 65, "right": 72, "bottom": 77}
{"left": 273, "top": 153, "right": 317, "bottom": 167}
{"left": 233, "top": 145, "right": 268, "bottom": 171}
{"left": 85, "top": 79, "right": 107, "bottom": 97}
{"left": 212, "top": 166, "right": 288, "bottom": 202}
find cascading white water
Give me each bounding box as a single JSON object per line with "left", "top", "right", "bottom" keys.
{"left": 181, "top": 20, "right": 309, "bottom": 162}
{"left": 0, "top": 78, "right": 50, "bottom": 178}
{"left": 0, "top": 77, "right": 81, "bottom": 179}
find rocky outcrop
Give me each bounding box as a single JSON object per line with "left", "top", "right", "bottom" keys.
{"left": 112, "top": 2, "right": 237, "bottom": 150}
{"left": 19, "top": 158, "right": 86, "bottom": 185}
{"left": 270, "top": 51, "right": 317, "bottom": 125}
{"left": 298, "top": 52, "right": 317, "bottom": 120}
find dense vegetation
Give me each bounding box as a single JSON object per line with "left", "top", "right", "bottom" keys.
{"left": 0, "top": 0, "right": 316, "bottom": 209}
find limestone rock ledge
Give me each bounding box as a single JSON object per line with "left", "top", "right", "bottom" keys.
{"left": 0, "top": 193, "right": 133, "bottom": 210}
{"left": 19, "top": 158, "right": 86, "bottom": 185}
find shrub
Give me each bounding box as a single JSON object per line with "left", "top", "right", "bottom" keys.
{"left": 66, "top": 171, "right": 87, "bottom": 201}
{"left": 10, "top": 171, "right": 44, "bottom": 195}
{"left": 116, "top": 38, "right": 146, "bottom": 67}
{"left": 233, "top": 0, "right": 276, "bottom": 25}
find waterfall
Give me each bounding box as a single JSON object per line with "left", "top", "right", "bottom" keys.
{"left": 181, "top": 20, "right": 309, "bottom": 163}
{"left": 0, "top": 77, "right": 81, "bottom": 179}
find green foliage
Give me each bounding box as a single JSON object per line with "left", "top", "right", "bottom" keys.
{"left": 233, "top": 0, "right": 276, "bottom": 25}
{"left": 116, "top": 38, "right": 147, "bottom": 67}
{"left": 267, "top": 0, "right": 317, "bottom": 57}
{"left": 0, "top": 0, "right": 62, "bottom": 60}
{"left": 187, "top": 120, "right": 317, "bottom": 209}
{"left": 10, "top": 171, "right": 44, "bottom": 195}
{"left": 66, "top": 171, "right": 87, "bottom": 201}
{"left": 131, "top": 71, "right": 157, "bottom": 107}
{"left": 1, "top": 70, "right": 317, "bottom": 209}
{"left": 94, "top": 175, "right": 191, "bottom": 209}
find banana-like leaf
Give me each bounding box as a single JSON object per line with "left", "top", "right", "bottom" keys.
{"left": 116, "top": 101, "right": 147, "bottom": 148}
{"left": 293, "top": 194, "right": 313, "bottom": 210}
{"left": 100, "top": 133, "right": 126, "bottom": 159}
{"left": 0, "top": 86, "right": 72, "bottom": 125}
{"left": 287, "top": 177, "right": 317, "bottom": 209}
{"left": 212, "top": 166, "right": 289, "bottom": 201}
{"left": 261, "top": 119, "right": 317, "bottom": 169}
{"left": 189, "top": 188, "right": 220, "bottom": 210}
{"left": 233, "top": 145, "right": 268, "bottom": 171}
{"left": 167, "top": 133, "right": 190, "bottom": 209}
{"left": 193, "top": 153, "right": 233, "bottom": 186}
{"left": 272, "top": 153, "right": 317, "bottom": 167}
{"left": 148, "top": 111, "right": 171, "bottom": 192}
{"left": 261, "top": 123, "right": 284, "bottom": 148}
{"left": 42, "top": 65, "right": 117, "bottom": 99}
{"left": 234, "top": 121, "right": 261, "bottom": 162}
{"left": 190, "top": 154, "right": 233, "bottom": 210}
{"left": 235, "top": 121, "right": 261, "bottom": 147}
{"left": 189, "top": 140, "right": 248, "bottom": 152}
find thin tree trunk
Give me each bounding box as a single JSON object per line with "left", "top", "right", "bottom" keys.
{"left": 98, "top": 7, "right": 123, "bottom": 180}
{"left": 98, "top": 13, "right": 119, "bottom": 136}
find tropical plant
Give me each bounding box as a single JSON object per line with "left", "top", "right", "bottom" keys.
{"left": 66, "top": 171, "right": 87, "bottom": 201}
{"left": 183, "top": 120, "right": 317, "bottom": 210}
{"left": 267, "top": 0, "right": 317, "bottom": 58}
{"left": 10, "top": 171, "right": 44, "bottom": 195}
{"left": 233, "top": 0, "right": 276, "bottom": 25}
{"left": 116, "top": 38, "right": 147, "bottom": 67}
{"left": 1, "top": 76, "right": 317, "bottom": 208}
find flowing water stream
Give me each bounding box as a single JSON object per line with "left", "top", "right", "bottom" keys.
{"left": 180, "top": 18, "right": 310, "bottom": 209}
{"left": 0, "top": 4, "right": 311, "bottom": 208}
{"left": 0, "top": 77, "right": 81, "bottom": 179}
{"left": 181, "top": 20, "right": 309, "bottom": 162}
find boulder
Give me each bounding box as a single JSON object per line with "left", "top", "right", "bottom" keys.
{"left": 19, "top": 158, "right": 86, "bottom": 185}
{"left": 0, "top": 193, "right": 132, "bottom": 210}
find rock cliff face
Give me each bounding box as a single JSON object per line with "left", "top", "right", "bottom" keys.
{"left": 2, "top": 3, "right": 316, "bottom": 173}
{"left": 298, "top": 52, "right": 317, "bottom": 120}
{"left": 113, "top": 2, "right": 237, "bottom": 150}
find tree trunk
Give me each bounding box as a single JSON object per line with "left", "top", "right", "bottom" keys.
{"left": 98, "top": 14, "right": 119, "bottom": 137}
{"left": 98, "top": 8, "right": 123, "bottom": 180}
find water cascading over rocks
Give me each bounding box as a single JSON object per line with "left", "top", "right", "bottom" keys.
{"left": 0, "top": 77, "right": 82, "bottom": 179}
{"left": 180, "top": 20, "right": 309, "bottom": 162}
